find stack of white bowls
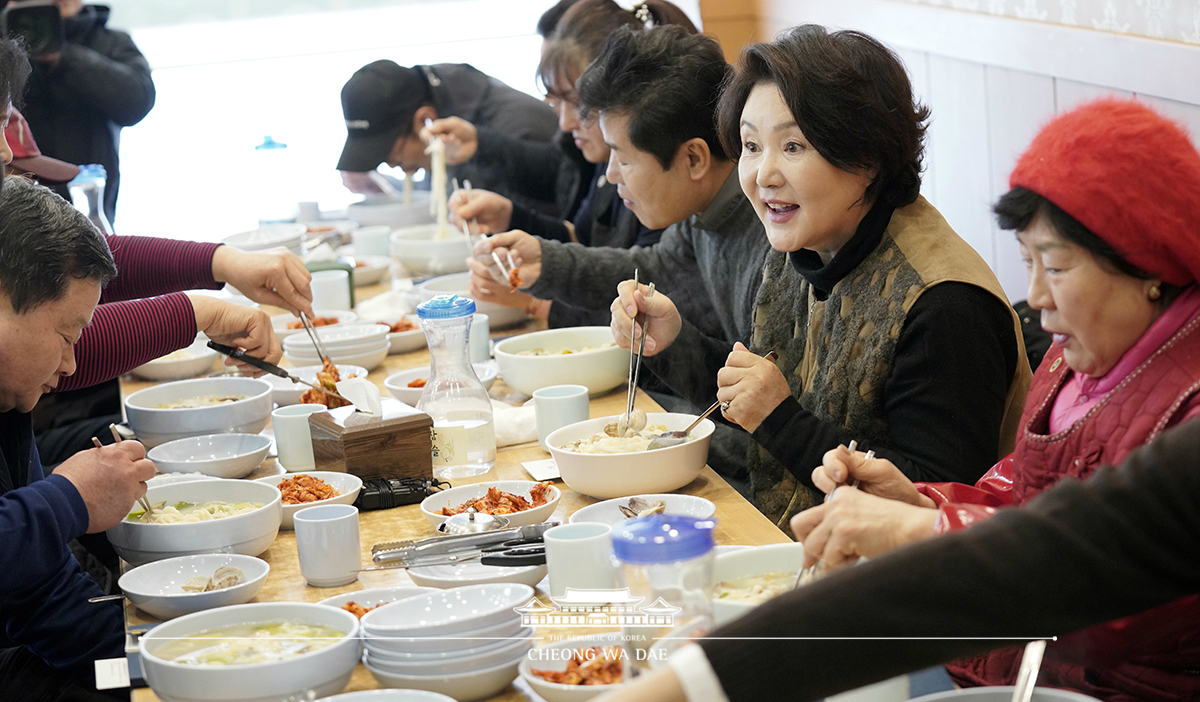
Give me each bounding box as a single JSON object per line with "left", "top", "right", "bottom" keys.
{"left": 221, "top": 223, "right": 307, "bottom": 258}
{"left": 359, "top": 584, "right": 535, "bottom": 701}
{"left": 282, "top": 323, "right": 391, "bottom": 371}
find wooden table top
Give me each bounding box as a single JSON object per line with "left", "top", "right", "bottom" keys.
{"left": 127, "top": 283, "right": 788, "bottom": 701}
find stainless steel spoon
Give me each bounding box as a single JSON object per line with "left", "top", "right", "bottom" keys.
{"left": 646, "top": 398, "right": 724, "bottom": 451}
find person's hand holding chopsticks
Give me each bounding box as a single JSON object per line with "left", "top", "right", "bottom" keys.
{"left": 57, "top": 439, "right": 156, "bottom": 533}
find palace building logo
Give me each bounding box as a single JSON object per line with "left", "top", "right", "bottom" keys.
{"left": 514, "top": 588, "right": 681, "bottom": 628}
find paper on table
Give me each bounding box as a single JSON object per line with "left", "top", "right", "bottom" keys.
{"left": 337, "top": 377, "right": 382, "bottom": 415}
{"left": 303, "top": 242, "right": 338, "bottom": 263}
{"left": 522, "top": 457, "right": 560, "bottom": 481}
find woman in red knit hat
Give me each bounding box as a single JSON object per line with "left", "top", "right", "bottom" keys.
{"left": 783, "top": 97, "right": 1200, "bottom": 701}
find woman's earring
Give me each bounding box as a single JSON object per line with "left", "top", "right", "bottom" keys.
{"left": 1149, "top": 284, "right": 1162, "bottom": 301}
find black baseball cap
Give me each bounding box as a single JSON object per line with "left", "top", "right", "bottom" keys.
{"left": 336, "top": 60, "right": 430, "bottom": 172}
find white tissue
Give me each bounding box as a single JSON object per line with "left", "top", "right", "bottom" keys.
{"left": 492, "top": 399, "right": 536, "bottom": 447}
{"left": 336, "top": 377, "right": 383, "bottom": 415}
{"left": 304, "top": 243, "right": 338, "bottom": 263}
{"left": 354, "top": 289, "right": 413, "bottom": 319}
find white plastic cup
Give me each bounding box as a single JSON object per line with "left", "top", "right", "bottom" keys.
{"left": 295, "top": 201, "right": 321, "bottom": 223}
{"left": 544, "top": 522, "right": 617, "bottom": 598}
{"left": 533, "top": 384, "right": 588, "bottom": 452}
{"left": 294, "top": 503, "right": 361, "bottom": 587}
{"left": 272, "top": 404, "right": 327, "bottom": 472}
{"left": 354, "top": 225, "right": 393, "bottom": 258}
{"left": 469, "top": 312, "right": 490, "bottom": 363}
{"left": 310, "top": 269, "right": 352, "bottom": 310}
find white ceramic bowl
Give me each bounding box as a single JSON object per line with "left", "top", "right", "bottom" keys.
{"left": 360, "top": 584, "right": 534, "bottom": 638}
{"left": 282, "top": 323, "right": 392, "bottom": 352}
{"left": 222, "top": 223, "right": 308, "bottom": 251}
{"left": 408, "top": 559, "right": 547, "bottom": 590}
{"left": 518, "top": 632, "right": 628, "bottom": 702}
{"left": 254, "top": 471, "right": 364, "bottom": 529}
{"left": 364, "top": 651, "right": 523, "bottom": 701}
{"left": 139, "top": 602, "right": 360, "bottom": 702}
{"left": 106, "top": 479, "right": 283, "bottom": 566}
{"left": 265, "top": 364, "right": 369, "bottom": 406}
{"left": 124, "top": 377, "right": 274, "bottom": 448}
{"left": 348, "top": 194, "right": 435, "bottom": 229}
{"left": 271, "top": 310, "right": 358, "bottom": 340}
{"left": 419, "top": 481, "right": 560, "bottom": 530}
{"left": 909, "top": 688, "right": 1102, "bottom": 702}
{"left": 315, "top": 690, "right": 457, "bottom": 702}
{"left": 711, "top": 542, "right": 806, "bottom": 627}
{"left": 494, "top": 327, "right": 629, "bottom": 397}
{"left": 546, "top": 413, "right": 714, "bottom": 499}
{"left": 147, "top": 433, "right": 271, "bottom": 479}
{"left": 317, "top": 586, "right": 439, "bottom": 614}
{"left": 383, "top": 364, "right": 497, "bottom": 406}
{"left": 364, "top": 635, "right": 532, "bottom": 677}
{"left": 353, "top": 255, "right": 392, "bottom": 286}
{"left": 119, "top": 553, "right": 269, "bottom": 620}
{"left": 130, "top": 337, "right": 219, "bottom": 381}
{"left": 417, "top": 273, "right": 527, "bottom": 329}
{"left": 284, "top": 342, "right": 389, "bottom": 371}
{"left": 390, "top": 223, "right": 472, "bottom": 276}
{"left": 363, "top": 613, "right": 524, "bottom": 655}
{"left": 364, "top": 626, "right": 531, "bottom": 663}
{"left": 356, "top": 314, "right": 425, "bottom": 355}
{"left": 568, "top": 494, "right": 716, "bottom": 526}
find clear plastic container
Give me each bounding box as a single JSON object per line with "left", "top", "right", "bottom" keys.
{"left": 253, "top": 135, "right": 295, "bottom": 225}
{"left": 611, "top": 515, "right": 716, "bottom": 676}
{"left": 68, "top": 164, "right": 112, "bottom": 234}
{"left": 416, "top": 294, "right": 496, "bottom": 479}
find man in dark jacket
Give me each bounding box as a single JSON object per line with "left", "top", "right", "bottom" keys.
{"left": 16, "top": 0, "right": 156, "bottom": 227}
{"left": 336, "top": 60, "right": 557, "bottom": 208}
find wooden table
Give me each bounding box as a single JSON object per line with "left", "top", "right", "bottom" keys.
{"left": 127, "top": 284, "right": 789, "bottom": 701}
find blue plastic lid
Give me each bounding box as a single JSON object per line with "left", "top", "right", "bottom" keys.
{"left": 417, "top": 294, "right": 476, "bottom": 319}
{"left": 611, "top": 514, "right": 716, "bottom": 565}
{"left": 255, "top": 135, "right": 287, "bottom": 150}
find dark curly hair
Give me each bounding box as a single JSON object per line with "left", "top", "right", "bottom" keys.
{"left": 717, "top": 25, "right": 930, "bottom": 208}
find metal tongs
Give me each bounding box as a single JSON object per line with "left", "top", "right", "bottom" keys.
{"left": 298, "top": 310, "right": 334, "bottom": 367}
{"left": 206, "top": 341, "right": 352, "bottom": 406}
{"left": 363, "top": 522, "right": 557, "bottom": 571}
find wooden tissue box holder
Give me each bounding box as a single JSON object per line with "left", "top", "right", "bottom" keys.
{"left": 309, "top": 398, "right": 433, "bottom": 481}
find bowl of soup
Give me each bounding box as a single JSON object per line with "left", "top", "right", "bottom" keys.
{"left": 493, "top": 327, "right": 629, "bottom": 397}
{"left": 106, "top": 478, "right": 283, "bottom": 566}
{"left": 124, "top": 377, "right": 273, "bottom": 448}
{"left": 139, "top": 601, "right": 360, "bottom": 702}
{"left": 546, "top": 413, "right": 714, "bottom": 499}
{"left": 711, "top": 542, "right": 807, "bottom": 627}
{"left": 390, "top": 223, "right": 472, "bottom": 276}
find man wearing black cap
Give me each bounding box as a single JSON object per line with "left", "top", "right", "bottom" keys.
{"left": 337, "top": 60, "right": 558, "bottom": 204}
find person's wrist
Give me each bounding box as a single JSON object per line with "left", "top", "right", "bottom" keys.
{"left": 525, "top": 297, "right": 550, "bottom": 320}
{"left": 210, "top": 244, "right": 231, "bottom": 282}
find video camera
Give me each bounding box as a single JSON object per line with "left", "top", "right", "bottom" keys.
{"left": 1, "top": 1, "right": 63, "bottom": 59}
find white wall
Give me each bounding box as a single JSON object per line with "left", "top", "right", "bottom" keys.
{"left": 762, "top": 0, "right": 1200, "bottom": 301}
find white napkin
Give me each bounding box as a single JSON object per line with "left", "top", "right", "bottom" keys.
{"left": 337, "top": 377, "right": 383, "bottom": 415}
{"left": 304, "top": 242, "right": 338, "bottom": 263}
{"left": 354, "top": 289, "right": 413, "bottom": 320}
{"left": 491, "top": 399, "right": 535, "bottom": 447}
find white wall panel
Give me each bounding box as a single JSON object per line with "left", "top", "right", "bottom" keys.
{"left": 1055, "top": 79, "right": 1134, "bottom": 112}
{"left": 895, "top": 47, "right": 938, "bottom": 203}
{"left": 1138, "top": 95, "right": 1200, "bottom": 145}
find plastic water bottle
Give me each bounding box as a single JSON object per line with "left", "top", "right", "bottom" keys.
{"left": 254, "top": 135, "right": 295, "bottom": 225}
{"left": 68, "top": 164, "right": 112, "bottom": 234}
{"left": 416, "top": 295, "right": 496, "bottom": 479}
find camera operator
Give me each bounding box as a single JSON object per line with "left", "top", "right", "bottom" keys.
{"left": 5, "top": 0, "right": 154, "bottom": 227}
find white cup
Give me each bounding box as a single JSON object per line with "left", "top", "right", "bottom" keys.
{"left": 544, "top": 522, "right": 617, "bottom": 598}
{"left": 311, "top": 269, "right": 352, "bottom": 310}
{"left": 272, "top": 404, "right": 327, "bottom": 472}
{"left": 354, "top": 225, "right": 392, "bottom": 258}
{"left": 533, "top": 384, "right": 589, "bottom": 452}
{"left": 294, "top": 503, "right": 361, "bottom": 587}
{"left": 296, "top": 201, "right": 321, "bottom": 223}
{"left": 469, "top": 312, "right": 490, "bottom": 363}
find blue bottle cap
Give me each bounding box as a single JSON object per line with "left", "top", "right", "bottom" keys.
{"left": 611, "top": 514, "right": 716, "bottom": 565}
{"left": 417, "top": 294, "right": 476, "bottom": 319}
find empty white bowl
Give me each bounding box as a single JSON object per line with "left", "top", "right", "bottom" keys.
{"left": 364, "top": 634, "right": 532, "bottom": 677}
{"left": 711, "top": 542, "right": 806, "bottom": 627}
{"left": 147, "top": 433, "right": 272, "bottom": 479}
{"left": 364, "top": 626, "right": 531, "bottom": 663}
{"left": 124, "top": 377, "right": 274, "bottom": 448}
{"left": 106, "top": 478, "right": 283, "bottom": 566}
{"left": 519, "top": 632, "right": 628, "bottom": 702}
{"left": 315, "top": 690, "right": 456, "bottom": 702}
{"left": 119, "top": 553, "right": 269, "bottom": 620}
{"left": 418, "top": 481, "right": 560, "bottom": 530}
{"left": 494, "top": 327, "right": 629, "bottom": 397}
{"left": 253, "top": 471, "right": 364, "bottom": 529}
{"left": 363, "top": 614, "right": 525, "bottom": 655}
{"left": 417, "top": 273, "right": 527, "bottom": 329}
{"left": 265, "top": 364, "right": 369, "bottom": 406}
{"left": 408, "top": 560, "right": 547, "bottom": 590}
{"left": 139, "top": 601, "right": 360, "bottom": 702}
{"left": 353, "top": 255, "right": 392, "bottom": 286}
{"left": 282, "top": 323, "right": 391, "bottom": 352}
{"left": 356, "top": 314, "right": 425, "bottom": 355}
{"left": 317, "top": 586, "right": 439, "bottom": 615}
{"left": 360, "top": 584, "right": 534, "bottom": 638}
{"left": 568, "top": 494, "right": 716, "bottom": 526}
{"left": 130, "top": 337, "right": 219, "bottom": 381}
{"left": 364, "top": 650, "right": 524, "bottom": 701}
{"left": 271, "top": 309, "right": 358, "bottom": 340}
{"left": 390, "top": 223, "right": 472, "bottom": 276}
{"left": 348, "top": 194, "right": 434, "bottom": 229}
{"left": 284, "top": 342, "right": 390, "bottom": 371}
{"left": 383, "top": 364, "right": 498, "bottom": 406}
{"left": 222, "top": 223, "right": 307, "bottom": 251}
{"left": 547, "top": 413, "right": 714, "bottom": 499}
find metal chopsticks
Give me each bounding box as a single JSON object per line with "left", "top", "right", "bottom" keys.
{"left": 93, "top": 424, "right": 155, "bottom": 521}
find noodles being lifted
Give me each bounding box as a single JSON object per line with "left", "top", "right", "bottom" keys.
{"left": 426, "top": 136, "right": 451, "bottom": 239}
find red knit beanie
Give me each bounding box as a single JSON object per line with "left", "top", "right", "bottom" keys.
{"left": 1009, "top": 98, "right": 1200, "bottom": 286}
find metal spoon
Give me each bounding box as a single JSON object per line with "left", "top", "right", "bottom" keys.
{"left": 646, "top": 398, "right": 724, "bottom": 451}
